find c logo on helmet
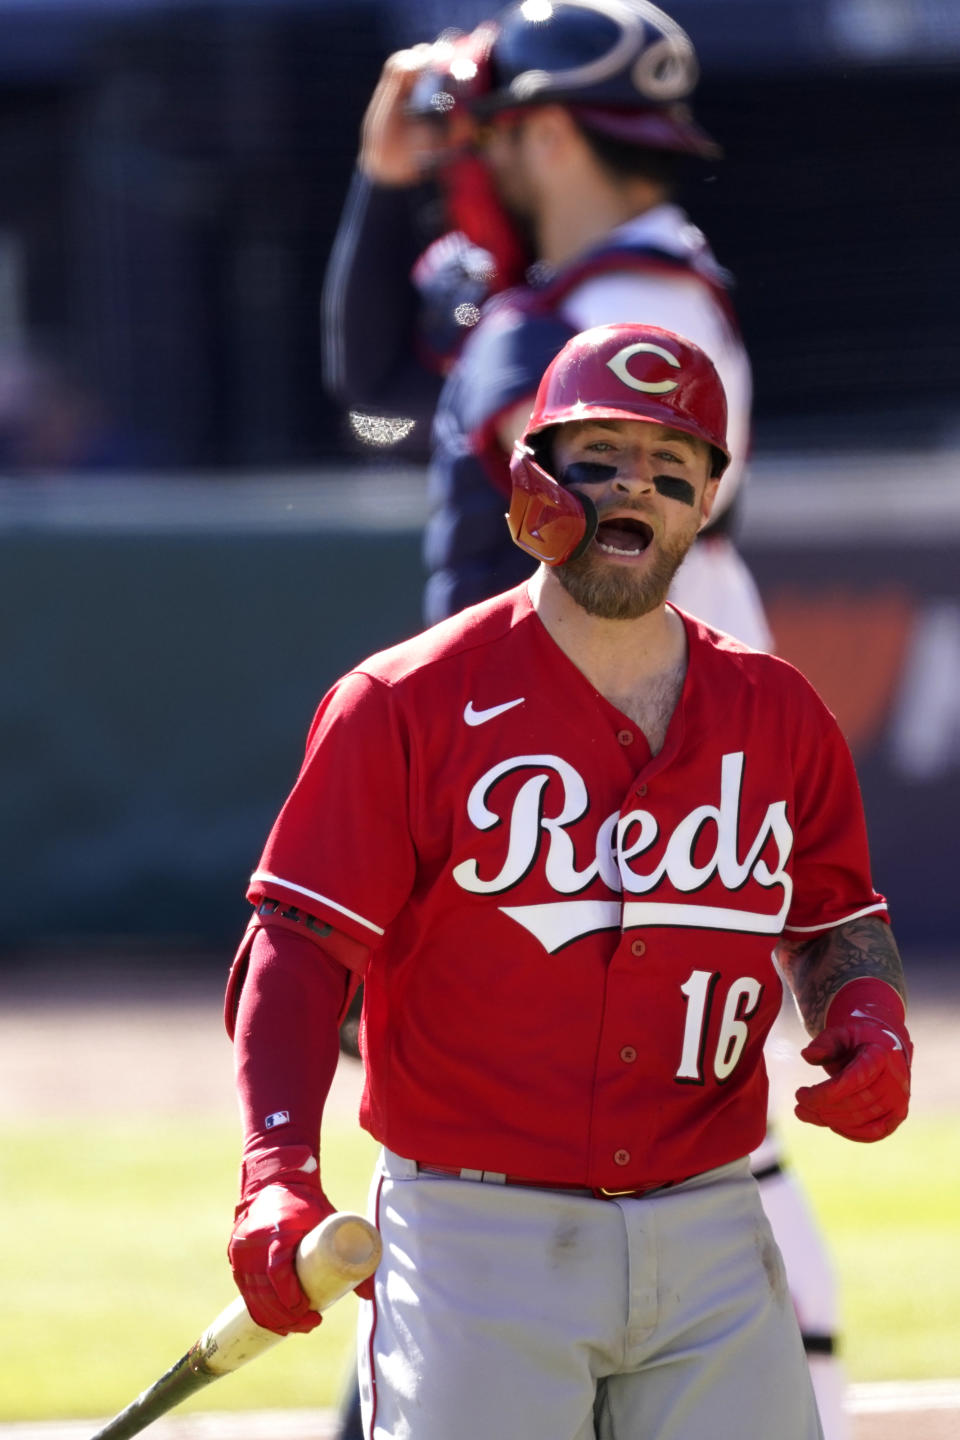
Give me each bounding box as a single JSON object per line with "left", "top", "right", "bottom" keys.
{"left": 632, "top": 34, "right": 699, "bottom": 101}
{"left": 606, "top": 342, "right": 681, "bottom": 394}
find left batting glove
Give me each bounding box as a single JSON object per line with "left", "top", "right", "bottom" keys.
{"left": 795, "top": 978, "right": 912, "bottom": 1142}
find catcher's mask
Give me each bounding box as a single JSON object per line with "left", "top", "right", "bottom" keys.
{"left": 408, "top": 0, "right": 718, "bottom": 291}
{"left": 507, "top": 322, "right": 730, "bottom": 566}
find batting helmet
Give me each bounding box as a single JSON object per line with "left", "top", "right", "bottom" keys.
{"left": 410, "top": 0, "right": 718, "bottom": 159}
{"left": 507, "top": 322, "right": 730, "bottom": 565}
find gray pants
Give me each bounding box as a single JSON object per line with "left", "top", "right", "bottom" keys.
{"left": 357, "top": 1151, "right": 822, "bottom": 1440}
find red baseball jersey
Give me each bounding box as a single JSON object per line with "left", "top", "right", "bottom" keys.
{"left": 249, "top": 584, "right": 887, "bottom": 1189}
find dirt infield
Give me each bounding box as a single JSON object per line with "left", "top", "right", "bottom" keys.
{"left": 1, "top": 951, "right": 957, "bottom": 1440}
{"left": 2, "top": 953, "right": 957, "bottom": 1122}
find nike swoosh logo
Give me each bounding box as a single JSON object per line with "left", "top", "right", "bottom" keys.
{"left": 464, "top": 697, "right": 525, "bottom": 726}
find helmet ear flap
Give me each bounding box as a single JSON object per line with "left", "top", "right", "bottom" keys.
{"left": 507, "top": 444, "right": 598, "bottom": 566}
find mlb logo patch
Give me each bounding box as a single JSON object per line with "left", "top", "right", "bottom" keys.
{"left": 265, "top": 1110, "right": 291, "bottom": 1129}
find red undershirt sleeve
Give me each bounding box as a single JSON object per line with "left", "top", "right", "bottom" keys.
{"left": 231, "top": 923, "right": 351, "bottom": 1173}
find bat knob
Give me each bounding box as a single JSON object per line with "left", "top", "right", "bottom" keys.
{"left": 331, "top": 1216, "right": 383, "bottom": 1266}
{"left": 296, "top": 1211, "right": 382, "bottom": 1310}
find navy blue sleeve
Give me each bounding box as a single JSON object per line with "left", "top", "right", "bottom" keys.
{"left": 321, "top": 171, "right": 445, "bottom": 423}
{"left": 456, "top": 301, "right": 577, "bottom": 441}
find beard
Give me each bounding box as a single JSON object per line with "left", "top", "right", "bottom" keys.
{"left": 556, "top": 521, "right": 699, "bottom": 621}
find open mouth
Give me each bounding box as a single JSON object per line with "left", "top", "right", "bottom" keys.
{"left": 595, "top": 516, "right": 654, "bottom": 556}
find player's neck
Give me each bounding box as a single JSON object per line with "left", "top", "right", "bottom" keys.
{"left": 529, "top": 569, "right": 688, "bottom": 712}
{"left": 535, "top": 175, "right": 666, "bottom": 269}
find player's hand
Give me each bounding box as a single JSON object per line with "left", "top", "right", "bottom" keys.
{"left": 359, "top": 45, "right": 448, "bottom": 185}
{"left": 795, "top": 978, "right": 912, "bottom": 1142}
{"left": 229, "top": 1179, "right": 334, "bottom": 1333}
{"left": 228, "top": 1143, "right": 377, "bottom": 1333}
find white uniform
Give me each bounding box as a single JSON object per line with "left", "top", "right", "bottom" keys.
{"left": 359, "top": 1155, "right": 819, "bottom": 1440}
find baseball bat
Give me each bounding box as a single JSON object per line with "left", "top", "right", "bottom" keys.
{"left": 89, "top": 1212, "right": 381, "bottom": 1440}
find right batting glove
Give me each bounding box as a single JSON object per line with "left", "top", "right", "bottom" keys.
{"left": 795, "top": 978, "right": 912, "bottom": 1142}
{"left": 228, "top": 1144, "right": 334, "bottom": 1334}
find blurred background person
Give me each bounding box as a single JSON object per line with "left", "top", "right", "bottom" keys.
{"left": 323, "top": 0, "right": 769, "bottom": 646}
{"left": 0, "top": 345, "right": 126, "bottom": 474}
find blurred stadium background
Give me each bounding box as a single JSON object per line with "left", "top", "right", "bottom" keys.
{"left": 0, "top": 0, "right": 958, "bottom": 1432}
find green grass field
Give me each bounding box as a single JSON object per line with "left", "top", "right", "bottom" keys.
{"left": 0, "top": 1111, "right": 957, "bottom": 1421}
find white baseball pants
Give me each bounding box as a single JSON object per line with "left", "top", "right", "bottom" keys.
{"left": 356, "top": 1150, "right": 822, "bottom": 1440}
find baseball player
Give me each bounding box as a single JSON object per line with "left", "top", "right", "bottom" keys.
{"left": 323, "top": 4, "right": 849, "bottom": 1432}
{"left": 227, "top": 324, "right": 912, "bottom": 1440}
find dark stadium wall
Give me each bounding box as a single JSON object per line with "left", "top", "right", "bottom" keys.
{"left": 1, "top": 484, "right": 959, "bottom": 955}
{"left": 0, "top": 505, "right": 424, "bottom": 951}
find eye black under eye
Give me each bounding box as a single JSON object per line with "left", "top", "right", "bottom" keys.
{"left": 561, "top": 461, "right": 617, "bottom": 487}
{"left": 653, "top": 475, "right": 696, "bottom": 506}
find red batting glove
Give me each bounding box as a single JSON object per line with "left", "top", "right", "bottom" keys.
{"left": 795, "top": 978, "right": 912, "bottom": 1142}
{"left": 228, "top": 1145, "right": 334, "bottom": 1334}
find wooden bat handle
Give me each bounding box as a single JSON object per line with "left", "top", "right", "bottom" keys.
{"left": 199, "top": 1212, "right": 382, "bottom": 1375}
{"left": 89, "top": 1211, "right": 381, "bottom": 1440}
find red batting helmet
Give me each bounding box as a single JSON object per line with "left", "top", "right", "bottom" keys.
{"left": 507, "top": 322, "right": 730, "bottom": 565}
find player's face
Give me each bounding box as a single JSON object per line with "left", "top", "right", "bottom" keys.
{"left": 551, "top": 419, "right": 718, "bottom": 620}
{"left": 476, "top": 117, "right": 538, "bottom": 225}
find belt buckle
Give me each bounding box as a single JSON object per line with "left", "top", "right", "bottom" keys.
{"left": 596, "top": 1184, "right": 642, "bottom": 1199}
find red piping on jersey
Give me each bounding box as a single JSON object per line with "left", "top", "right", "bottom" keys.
{"left": 366, "top": 1169, "right": 385, "bottom": 1440}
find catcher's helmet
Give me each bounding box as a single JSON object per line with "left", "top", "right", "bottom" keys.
{"left": 507, "top": 322, "right": 729, "bottom": 565}
{"left": 411, "top": 0, "right": 718, "bottom": 158}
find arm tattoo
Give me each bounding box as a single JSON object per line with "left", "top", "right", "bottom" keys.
{"left": 776, "top": 916, "right": 907, "bottom": 1034}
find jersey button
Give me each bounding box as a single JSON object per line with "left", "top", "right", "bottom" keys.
{"left": 631, "top": 938, "right": 646, "bottom": 957}
{"left": 637, "top": 782, "right": 648, "bottom": 797}
{"left": 620, "top": 1045, "right": 637, "bottom": 1064}
{"left": 614, "top": 1148, "right": 631, "bottom": 1166}
{"left": 617, "top": 729, "right": 634, "bottom": 746}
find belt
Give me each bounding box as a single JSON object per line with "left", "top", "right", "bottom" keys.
{"left": 415, "top": 1162, "right": 673, "bottom": 1200}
